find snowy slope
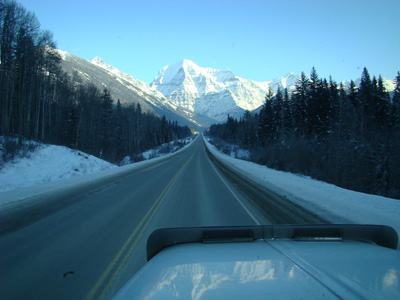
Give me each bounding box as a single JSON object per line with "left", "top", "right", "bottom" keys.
{"left": 56, "top": 50, "right": 396, "bottom": 126}
{"left": 204, "top": 137, "right": 400, "bottom": 248}
{"left": 90, "top": 56, "right": 168, "bottom": 108}
{"left": 1, "top": 136, "right": 398, "bottom": 248}
{"left": 152, "top": 60, "right": 397, "bottom": 124}
{"left": 56, "top": 50, "right": 205, "bottom": 128}
{"left": 341, "top": 77, "right": 396, "bottom": 94}
{"left": 0, "top": 135, "right": 197, "bottom": 195}
{"left": 0, "top": 143, "right": 116, "bottom": 193}
{"left": 151, "top": 59, "right": 298, "bottom": 122}
{"left": 0, "top": 137, "right": 196, "bottom": 207}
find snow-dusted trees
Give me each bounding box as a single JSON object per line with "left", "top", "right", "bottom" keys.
{"left": 208, "top": 67, "right": 400, "bottom": 199}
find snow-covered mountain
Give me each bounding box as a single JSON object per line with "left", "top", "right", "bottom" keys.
{"left": 57, "top": 52, "right": 396, "bottom": 127}
{"left": 151, "top": 59, "right": 298, "bottom": 122}
{"left": 341, "top": 77, "right": 396, "bottom": 94}
{"left": 56, "top": 50, "right": 210, "bottom": 128}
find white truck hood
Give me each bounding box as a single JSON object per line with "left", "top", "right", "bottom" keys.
{"left": 112, "top": 225, "right": 400, "bottom": 300}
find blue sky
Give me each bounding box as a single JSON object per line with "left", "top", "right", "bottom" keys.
{"left": 18, "top": 0, "right": 400, "bottom": 84}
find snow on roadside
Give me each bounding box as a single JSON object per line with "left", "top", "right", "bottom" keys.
{"left": 0, "top": 136, "right": 196, "bottom": 208}
{"left": 0, "top": 144, "right": 116, "bottom": 193}
{"left": 141, "top": 137, "right": 195, "bottom": 160}
{"left": 204, "top": 137, "right": 400, "bottom": 245}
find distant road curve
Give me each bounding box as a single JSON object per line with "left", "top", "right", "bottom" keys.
{"left": 0, "top": 134, "right": 325, "bottom": 300}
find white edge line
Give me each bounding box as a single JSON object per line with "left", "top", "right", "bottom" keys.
{"left": 207, "top": 155, "right": 261, "bottom": 225}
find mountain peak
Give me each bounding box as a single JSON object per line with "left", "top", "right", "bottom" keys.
{"left": 91, "top": 56, "right": 106, "bottom": 66}
{"left": 181, "top": 58, "right": 195, "bottom": 65}
{"left": 151, "top": 60, "right": 278, "bottom": 122}
{"left": 181, "top": 59, "right": 204, "bottom": 70}
{"left": 90, "top": 56, "right": 124, "bottom": 78}
{"left": 170, "top": 59, "right": 201, "bottom": 74}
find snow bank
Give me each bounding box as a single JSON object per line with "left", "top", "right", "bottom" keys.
{"left": 204, "top": 137, "right": 400, "bottom": 244}
{"left": 0, "top": 144, "right": 116, "bottom": 193}
{"left": 141, "top": 137, "right": 195, "bottom": 160}
{"left": 0, "top": 136, "right": 196, "bottom": 208}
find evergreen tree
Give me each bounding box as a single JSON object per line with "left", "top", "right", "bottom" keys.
{"left": 327, "top": 76, "right": 339, "bottom": 137}
{"left": 225, "top": 114, "right": 237, "bottom": 143}
{"left": 207, "top": 68, "right": 400, "bottom": 198}
{"left": 375, "top": 75, "right": 389, "bottom": 139}
{"left": 348, "top": 80, "right": 358, "bottom": 107}
{"left": 308, "top": 67, "right": 320, "bottom": 136}
{"left": 393, "top": 72, "right": 400, "bottom": 106}
{"left": 242, "top": 110, "right": 256, "bottom": 148}
{"left": 391, "top": 72, "right": 400, "bottom": 132}
{"left": 258, "top": 87, "right": 274, "bottom": 144}
{"left": 358, "top": 67, "right": 374, "bottom": 143}
{"left": 272, "top": 86, "right": 283, "bottom": 141}
{"left": 282, "top": 87, "right": 291, "bottom": 139}
{"left": 65, "top": 105, "right": 79, "bottom": 148}
{"left": 100, "top": 88, "right": 114, "bottom": 158}
{"left": 292, "top": 72, "right": 310, "bottom": 137}
{"left": 113, "top": 99, "right": 124, "bottom": 161}
{"left": 161, "top": 115, "right": 169, "bottom": 143}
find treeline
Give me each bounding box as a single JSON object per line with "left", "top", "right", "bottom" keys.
{"left": 59, "top": 86, "right": 191, "bottom": 162}
{"left": 0, "top": 0, "right": 191, "bottom": 163}
{"left": 208, "top": 67, "right": 400, "bottom": 199}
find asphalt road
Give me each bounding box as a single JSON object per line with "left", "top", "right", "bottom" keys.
{"left": 0, "top": 135, "right": 325, "bottom": 300}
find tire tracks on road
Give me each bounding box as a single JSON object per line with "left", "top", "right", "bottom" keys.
{"left": 205, "top": 144, "right": 328, "bottom": 224}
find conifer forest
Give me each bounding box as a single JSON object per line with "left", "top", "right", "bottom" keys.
{"left": 0, "top": 0, "right": 191, "bottom": 164}
{"left": 208, "top": 68, "right": 400, "bottom": 199}
{"left": 2, "top": 0, "right": 399, "bottom": 199}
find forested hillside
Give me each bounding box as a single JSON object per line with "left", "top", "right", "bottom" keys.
{"left": 208, "top": 67, "right": 400, "bottom": 199}
{"left": 0, "top": 0, "right": 191, "bottom": 164}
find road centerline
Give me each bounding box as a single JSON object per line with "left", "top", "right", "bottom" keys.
{"left": 84, "top": 152, "right": 196, "bottom": 300}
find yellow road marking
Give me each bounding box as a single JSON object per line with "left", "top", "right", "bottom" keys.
{"left": 85, "top": 152, "right": 196, "bottom": 300}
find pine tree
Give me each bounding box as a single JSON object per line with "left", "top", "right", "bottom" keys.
{"left": 114, "top": 99, "right": 124, "bottom": 161}
{"left": 391, "top": 72, "right": 400, "bottom": 132}
{"left": 258, "top": 87, "right": 274, "bottom": 144}
{"left": 161, "top": 115, "right": 169, "bottom": 144}
{"left": 393, "top": 72, "right": 400, "bottom": 106}
{"left": 292, "top": 72, "right": 310, "bottom": 137}
{"left": 65, "top": 105, "right": 79, "bottom": 148}
{"left": 348, "top": 80, "right": 358, "bottom": 107}
{"left": 282, "top": 88, "right": 292, "bottom": 139}
{"left": 272, "top": 86, "right": 283, "bottom": 141}
{"left": 327, "top": 76, "right": 339, "bottom": 137}
{"left": 375, "top": 75, "right": 389, "bottom": 139}
{"left": 358, "top": 67, "right": 373, "bottom": 143}
{"left": 337, "top": 82, "right": 354, "bottom": 141}
{"left": 225, "top": 114, "right": 237, "bottom": 143}
{"left": 308, "top": 67, "right": 327, "bottom": 138}
{"left": 100, "top": 88, "right": 114, "bottom": 158}
{"left": 242, "top": 110, "right": 255, "bottom": 148}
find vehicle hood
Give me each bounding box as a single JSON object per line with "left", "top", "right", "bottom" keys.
{"left": 112, "top": 239, "right": 400, "bottom": 300}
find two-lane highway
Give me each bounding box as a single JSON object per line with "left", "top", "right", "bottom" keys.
{"left": 0, "top": 135, "right": 324, "bottom": 299}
